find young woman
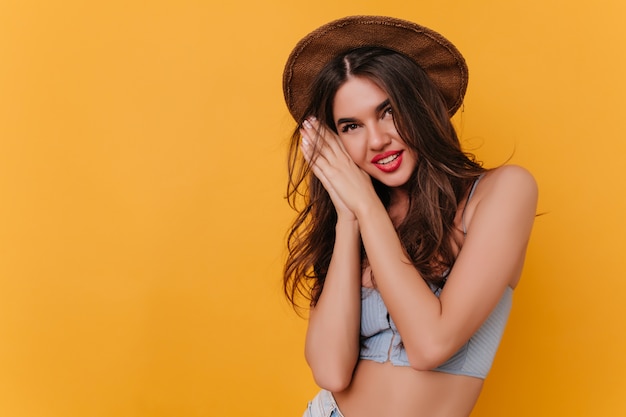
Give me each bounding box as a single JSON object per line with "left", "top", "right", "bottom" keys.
{"left": 282, "top": 16, "right": 537, "bottom": 417}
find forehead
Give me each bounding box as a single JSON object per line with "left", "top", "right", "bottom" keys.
{"left": 333, "top": 76, "right": 388, "bottom": 117}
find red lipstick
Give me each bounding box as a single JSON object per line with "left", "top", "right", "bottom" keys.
{"left": 371, "top": 150, "right": 403, "bottom": 173}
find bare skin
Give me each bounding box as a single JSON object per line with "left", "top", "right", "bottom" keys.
{"left": 299, "top": 76, "right": 537, "bottom": 416}
{"left": 335, "top": 361, "right": 484, "bottom": 417}
{"left": 329, "top": 169, "right": 526, "bottom": 417}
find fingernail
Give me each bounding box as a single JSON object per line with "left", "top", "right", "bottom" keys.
{"left": 303, "top": 119, "right": 312, "bottom": 129}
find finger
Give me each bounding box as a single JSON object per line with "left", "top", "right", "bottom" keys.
{"left": 302, "top": 123, "right": 363, "bottom": 193}
{"left": 301, "top": 129, "right": 334, "bottom": 171}
{"left": 306, "top": 118, "right": 355, "bottom": 165}
{"left": 331, "top": 130, "right": 350, "bottom": 155}
{"left": 301, "top": 130, "right": 322, "bottom": 164}
{"left": 302, "top": 118, "right": 340, "bottom": 160}
{"left": 306, "top": 158, "right": 350, "bottom": 212}
{"left": 300, "top": 131, "right": 313, "bottom": 163}
{"left": 300, "top": 138, "right": 335, "bottom": 190}
{"left": 301, "top": 134, "right": 336, "bottom": 178}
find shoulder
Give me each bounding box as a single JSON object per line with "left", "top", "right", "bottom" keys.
{"left": 484, "top": 164, "right": 536, "bottom": 188}
{"left": 463, "top": 165, "right": 538, "bottom": 233}
{"left": 479, "top": 165, "right": 538, "bottom": 204}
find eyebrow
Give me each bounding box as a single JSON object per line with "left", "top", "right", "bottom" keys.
{"left": 336, "top": 99, "right": 391, "bottom": 126}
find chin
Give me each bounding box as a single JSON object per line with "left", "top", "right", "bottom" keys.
{"left": 377, "top": 176, "right": 411, "bottom": 189}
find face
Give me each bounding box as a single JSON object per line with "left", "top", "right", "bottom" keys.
{"left": 332, "top": 76, "right": 417, "bottom": 188}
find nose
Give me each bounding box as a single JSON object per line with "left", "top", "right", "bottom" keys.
{"left": 367, "top": 124, "right": 392, "bottom": 150}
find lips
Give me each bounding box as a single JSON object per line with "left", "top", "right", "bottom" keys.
{"left": 371, "top": 150, "right": 403, "bottom": 173}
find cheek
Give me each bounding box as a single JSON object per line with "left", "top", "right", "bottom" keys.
{"left": 406, "top": 150, "right": 419, "bottom": 170}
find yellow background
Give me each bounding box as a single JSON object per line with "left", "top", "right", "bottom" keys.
{"left": 1, "top": 0, "right": 624, "bottom": 416}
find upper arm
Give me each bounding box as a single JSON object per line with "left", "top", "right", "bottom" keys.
{"left": 437, "top": 165, "right": 538, "bottom": 352}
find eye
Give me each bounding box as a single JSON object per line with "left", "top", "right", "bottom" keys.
{"left": 340, "top": 123, "right": 359, "bottom": 133}
{"left": 382, "top": 106, "right": 393, "bottom": 118}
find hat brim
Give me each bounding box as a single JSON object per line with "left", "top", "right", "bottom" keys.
{"left": 283, "top": 15, "right": 468, "bottom": 122}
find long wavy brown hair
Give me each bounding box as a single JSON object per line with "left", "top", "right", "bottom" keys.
{"left": 284, "top": 47, "right": 486, "bottom": 312}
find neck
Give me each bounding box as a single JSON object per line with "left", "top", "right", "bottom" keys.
{"left": 388, "top": 187, "right": 409, "bottom": 227}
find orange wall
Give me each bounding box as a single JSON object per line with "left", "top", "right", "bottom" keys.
{"left": 0, "top": 1, "right": 624, "bottom": 416}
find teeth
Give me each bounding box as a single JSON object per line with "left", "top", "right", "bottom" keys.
{"left": 376, "top": 153, "right": 400, "bottom": 165}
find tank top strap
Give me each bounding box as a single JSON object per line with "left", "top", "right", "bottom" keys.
{"left": 462, "top": 174, "right": 485, "bottom": 235}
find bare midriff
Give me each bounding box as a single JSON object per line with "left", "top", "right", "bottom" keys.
{"left": 333, "top": 360, "right": 484, "bottom": 417}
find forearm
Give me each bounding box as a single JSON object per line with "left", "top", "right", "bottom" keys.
{"left": 353, "top": 169, "right": 537, "bottom": 369}
{"left": 304, "top": 219, "right": 362, "bottom": 391}
{"left": 355, "top": 202, "right": 446, "bottom": 367}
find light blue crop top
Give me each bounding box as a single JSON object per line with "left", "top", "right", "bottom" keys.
{"left": 359, "top": 174, "right": 513, "bottom": 379}
{"left": 359, "top": 285, "right": 513, "bottom": 379}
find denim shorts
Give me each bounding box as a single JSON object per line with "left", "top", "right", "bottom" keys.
{"left": 303, "top": 390, "right": 345, "bottom": 417}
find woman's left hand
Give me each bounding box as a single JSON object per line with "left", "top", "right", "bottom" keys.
{"left": 300, "top": 117, "right": 378, "bottom": 217}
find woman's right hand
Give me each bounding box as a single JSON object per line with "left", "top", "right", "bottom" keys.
{"left": 300, "top": 122, "right": 358, "bottom": 223}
